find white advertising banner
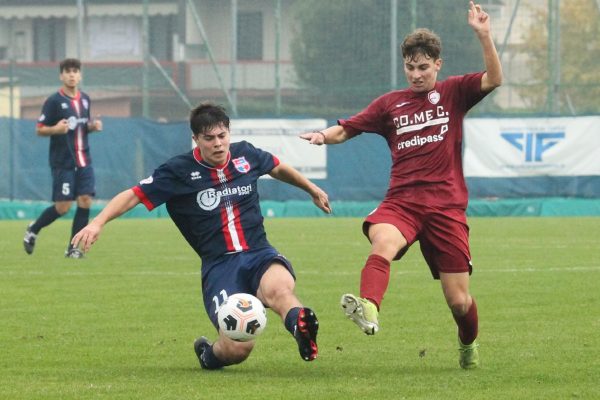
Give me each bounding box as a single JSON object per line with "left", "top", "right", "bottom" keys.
{"left": 193, "top": 119, "right": 328, "bottom": 179}
{"left": 464, "top": 116, "right": 600, "bottom": 177}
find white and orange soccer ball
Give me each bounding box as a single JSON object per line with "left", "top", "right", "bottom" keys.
{"left": 217, "top": 293, "right": 267, "bottom": 342}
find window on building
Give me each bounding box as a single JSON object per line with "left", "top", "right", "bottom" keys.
{"left": 150, "top": 15, "right": 175, "bottom": 61}
{"left": 88, "top": 16, "right": 140, "bottom": 59}
{"left": 237, "top": 11, "right": 263, "bottom": 60}
{"left": 33, "top": 18, "right": 66, "bottom": 62}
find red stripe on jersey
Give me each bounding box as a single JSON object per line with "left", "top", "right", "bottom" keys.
{"left": 231, "top": 203, "right": 248, "bottom": 250}
{"left": 71, "top": 97, "right": 88, "bottom": 167}
{"left": 219, "top": 205, "right": 236, "bottom": 252}
{"left": 272, "top": 155, "right": 280, "bottom": 167}
{"left": 132, "top": 186, "right": 155, "bottom": 211}
{"left": 222, "top": 165, "right": 248, "bottom": 250}
{"left": 75, "top": 125, "right": 87, "bottom": 167}
{"left": 211, "top": 169, "right": 235, "bottom": 252}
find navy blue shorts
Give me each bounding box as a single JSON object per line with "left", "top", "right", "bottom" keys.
{"left": 51, "top": 166, "right": 95, "bottom": 201}
{"left": 201, "top": 246, "right": 295, "bottom": 330}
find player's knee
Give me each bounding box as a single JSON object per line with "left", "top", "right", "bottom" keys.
{"left": 77, "top": 195, "right": 92, "bottom": 208}
{"left": 263, "top": 284, "right": 293, "bottom": 305}
{"left": 369, "top": 232, "right": 406, "bottom": 259}
{"left": 448, "top": 298, "right": 469, "bottom": 317}
{"left": 54, "top": 202, "right": 72, "bottom": 215}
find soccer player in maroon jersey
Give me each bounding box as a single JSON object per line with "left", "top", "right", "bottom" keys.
{"left": 72, "top": 103, "right": 331, "bottom": 369}
{"left": 24, "top": 58, "right": 103, "bottom": 258}
{"left": 300, "top": 1, "right": 502, "bottom": 369}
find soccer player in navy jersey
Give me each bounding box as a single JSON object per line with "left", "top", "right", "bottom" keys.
{"left": 71, "top": 102, "right": 331, "bottom": 369}
{"left": 23, "top": 58, "right": 103, "bottom": 259}
{"left": 300, "top": 2, "right": 502, "bottom": 369}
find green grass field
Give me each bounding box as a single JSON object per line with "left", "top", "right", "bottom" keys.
{"left": 1, "top": 217, "right": 599, "bottom": 399}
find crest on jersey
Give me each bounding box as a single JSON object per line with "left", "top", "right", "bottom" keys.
{"left": 428, "top": 90, "right": 440, "bottom": 105}
{"left": 82, "top": 99, "right": 89, "bottom": 110}
{"left": 232, "top": 157, "right": 251, "bottom": 173}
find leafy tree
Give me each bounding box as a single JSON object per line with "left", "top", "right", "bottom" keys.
{"left": 518, "top": 0, "right": 600, "bottom": 114}
{"left": 290, "top": 0, "right": 484, "bottom": 113}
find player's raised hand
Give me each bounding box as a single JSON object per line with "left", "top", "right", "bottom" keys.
{"left": 468, "top": 1, "right": 491, "bottom": 36}
{"left": 299, "top": 131, "right": 326, "bottom": 145}
{"left": 54, "top": 119, "right": 70, "bottom": 134}
{"left": 311, "top": 186, "right": 332, "bottom": 214}
{"left": 71, "top": 223, "right": 102, "bottom": 253}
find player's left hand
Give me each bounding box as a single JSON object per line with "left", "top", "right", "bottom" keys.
{"left": 71, "top": 223, "right": 102, "bottom": 253}
{"left": 467, "top": 1, "right": 491, "bottom": 36}
{"left": 312, "top": 187, "right": 332, "bottom": 214}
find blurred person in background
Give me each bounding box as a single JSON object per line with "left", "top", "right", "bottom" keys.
{"left": 23, "top": 58, "right": 103, "bottom": 259}
{"left": 300, "top": 1, "right": 502, "bottom": 369}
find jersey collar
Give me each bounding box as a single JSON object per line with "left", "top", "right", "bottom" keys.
{"left": 193, "top": 147, "right": 231, "bottom": 170}
{"left": 59, "top": 87, "right": 81, "bottom": 100}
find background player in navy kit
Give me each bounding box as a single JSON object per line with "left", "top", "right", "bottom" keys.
{"left": 72, "top": 103, "right": 331, "bottom": 369}
{"left": 300, "top": 2, "right": 502, "bottom": 369}
{"left": 23, "top": 58, "right": 103, "bottom": 258}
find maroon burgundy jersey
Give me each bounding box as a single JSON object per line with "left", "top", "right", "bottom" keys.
{"left": 339, "top": 72, "right": 487, "bottom": 209}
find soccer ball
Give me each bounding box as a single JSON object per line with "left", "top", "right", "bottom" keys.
{"left": 217, "top": 293, "right": 267, "bottom": 342}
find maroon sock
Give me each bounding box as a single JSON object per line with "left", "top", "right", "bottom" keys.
{"left": 453, "top": 298, "right": 478, "bottom": 345}
{"left": 359, "top": 254, "right": 390, "bottom": 310}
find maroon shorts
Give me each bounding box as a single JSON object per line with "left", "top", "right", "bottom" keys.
{"left": 363, "top": 199, "right": 472, "bottom": 279}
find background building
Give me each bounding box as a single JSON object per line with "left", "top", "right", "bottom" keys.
{"left": 1, "top": 0, "right": 598, "bottom": 120}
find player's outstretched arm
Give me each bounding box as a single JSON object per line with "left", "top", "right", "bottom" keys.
{"left": 71, "top": 188, "right": 141, "bottom": 252}
{"left": 269, "top": 163, "right": 332, "bottom": 214}
{"left": 468, "top": 1, "right": 503, "bottom": 92}
{"left": 299, "top": 125, "right": 351, "bottom": 145}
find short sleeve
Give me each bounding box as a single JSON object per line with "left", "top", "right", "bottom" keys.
{"left": 132, "top": 163, "right": 181, "bottom": 211}
{"left": 449, "top": 72, "right": 487, "bottom": 111}
{"left": 338, "top": 94, "right": 388, "bottom": 137}
{"left": 241, "top": 141, "right": 280, "bottom": 176}
{"left": 37, "top": 97, "right": 58, "bottom": 127}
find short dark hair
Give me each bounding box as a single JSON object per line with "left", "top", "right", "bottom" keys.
{"left": 401, "top": 28, "right": 442, "bottom": 61}
{"left": 190, "top": 102, "right": 230, "bottom": 135}
{"left": 59, "top": 58, "right": 82, "bottom": 73}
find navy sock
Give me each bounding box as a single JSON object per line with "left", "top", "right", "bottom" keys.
{"left": 71, "top": 207, "right": 90, "bottom": 242}
{"left": 202, "top": 345, "right": 227, "bottom": 370}
{"left": 284, "top": 307, "right": 302, "bottom": 335}
{"left": 30, "top": 206, "right": 62, "bottom": 234}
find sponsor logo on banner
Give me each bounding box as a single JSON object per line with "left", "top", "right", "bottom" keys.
{"left": 501, "top": 131, "right": 565, "bottom": 162}
{"left": 232, "top": 157, "right": 251, "bottom": 173}
{"left": 464, "top": 117, "right": 600, "bottom": 178}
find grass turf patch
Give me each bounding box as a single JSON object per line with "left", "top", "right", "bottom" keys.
{"left": 1, "top": 217, "right": 599, "bottom": 399}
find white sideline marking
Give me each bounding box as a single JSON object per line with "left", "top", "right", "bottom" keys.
{"left": 1, "top": 266, "right": 600, "bottom": 277}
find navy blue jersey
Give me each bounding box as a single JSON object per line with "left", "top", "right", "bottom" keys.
{"left": 37, "top": 88, "right": 93, "bottom": 169}
{"left": 132, "top": 141, "right": 280, "bottom": 263}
